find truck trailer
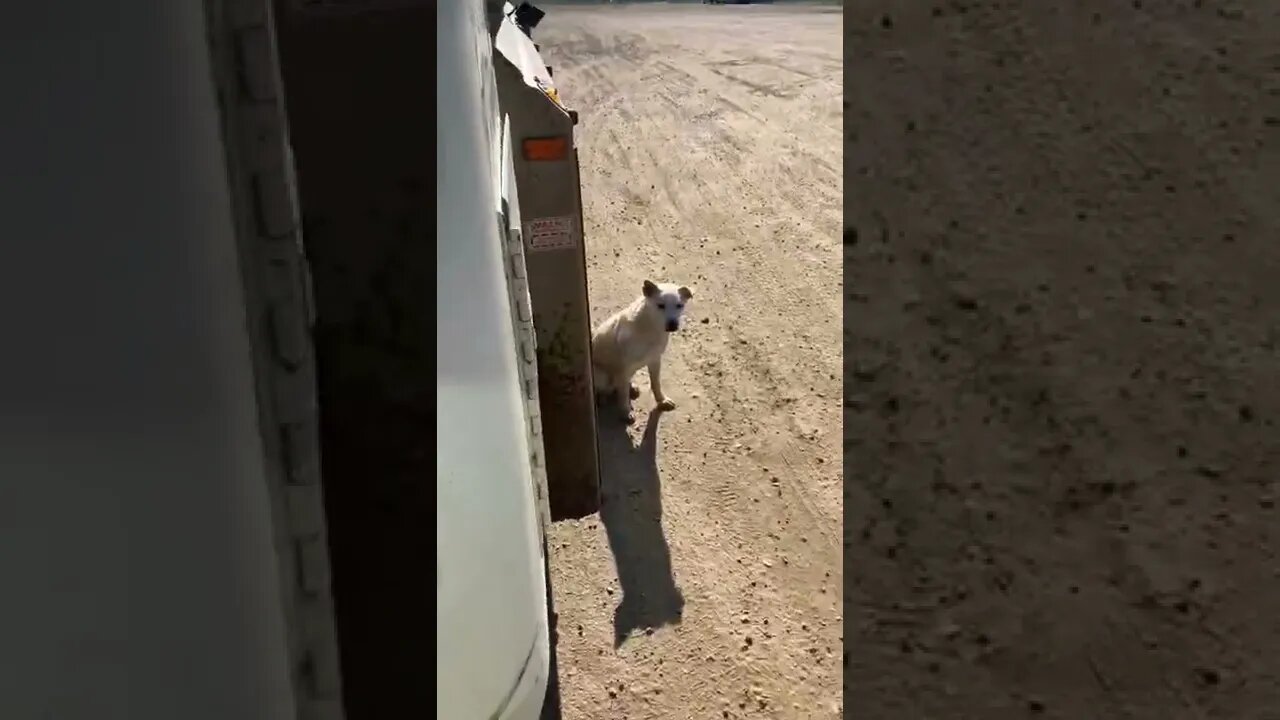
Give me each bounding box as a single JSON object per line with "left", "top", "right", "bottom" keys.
{"left": 1, "top": 1, "right": 595, "bottom": 718}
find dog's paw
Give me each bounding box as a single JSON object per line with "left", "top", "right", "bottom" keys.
{"left": 629, "top": 385, "right": 641, "bottom": 400}
{"left": 657, "top": 398, "right": 677, "bottom": 411}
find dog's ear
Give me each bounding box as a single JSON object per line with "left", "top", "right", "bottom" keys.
{"left": 642, "top": 279, "right": 659, "bottom": 298}
{"left": 678, "top": 286, "right": 693, "bottom": 301}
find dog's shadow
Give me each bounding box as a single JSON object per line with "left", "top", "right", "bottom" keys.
{"left": 598, "top": 406, "right": 685, "bottom": 647}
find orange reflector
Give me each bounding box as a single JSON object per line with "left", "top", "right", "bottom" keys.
{"left": 522, "top": 136, "right": 569, "bottom": 162}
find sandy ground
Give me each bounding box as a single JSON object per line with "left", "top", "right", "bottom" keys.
{"left": 538, "top": 5, "right": 843, "bottom": 719}
{"left": 847, "top": 2, "right": 1280, "bottom": 718}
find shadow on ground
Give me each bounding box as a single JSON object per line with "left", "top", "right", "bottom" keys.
{"left": 598, "top": 407, "right": 685, "bottom": 647}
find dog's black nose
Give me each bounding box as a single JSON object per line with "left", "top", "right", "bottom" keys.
{"left": 666, "top": 320, "right": 679, "bottom": 332}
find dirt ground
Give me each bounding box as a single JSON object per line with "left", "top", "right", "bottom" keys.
{"left": 538, "top": 4, "right": 843, "bottom": 719}
{"left": 847, "top": 2, "right": 1280, "bottom": 719}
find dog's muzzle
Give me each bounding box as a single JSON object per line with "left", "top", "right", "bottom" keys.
{"left": 665, "top": 320, "right": 679, "bottom": 332}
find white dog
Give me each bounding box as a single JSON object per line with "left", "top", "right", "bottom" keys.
{"left": 591, "top": 279, "right": 693, "bottom": 424}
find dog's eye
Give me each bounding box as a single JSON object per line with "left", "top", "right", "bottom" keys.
{"left": 676, "top": 303, "right": 684, "bottom": 310}
{"left": 657, "top": 303, "right": 666, "bottom": 310}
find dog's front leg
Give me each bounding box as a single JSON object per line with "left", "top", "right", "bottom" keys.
{"left": 649, "top": 361, "right": 676, "bottom": 411}
{"left": 615, "top": 380, "right": 635, "bottom": 425}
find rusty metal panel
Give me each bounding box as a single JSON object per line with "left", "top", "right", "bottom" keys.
{"left": 494, "top": 50, "right": 601, "bottom": 521}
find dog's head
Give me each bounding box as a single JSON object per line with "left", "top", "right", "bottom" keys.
{"left": 642, "top": 279, "right": 693, "bottom": 332}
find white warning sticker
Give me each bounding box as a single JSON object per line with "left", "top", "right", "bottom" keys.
{"left": 524, "top": 215, "right": 577, "bottom": 253}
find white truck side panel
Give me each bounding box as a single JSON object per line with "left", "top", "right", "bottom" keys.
{"left": 0, "top": 2, "right": 296, "bottom": 719}
{"left": 437, "top": 0, "right": 551, "bottom": 718}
